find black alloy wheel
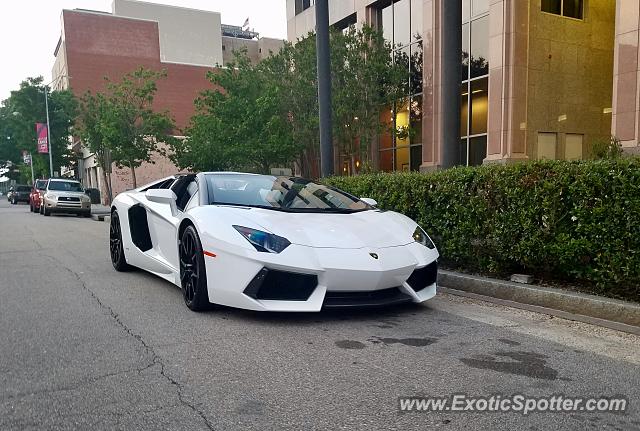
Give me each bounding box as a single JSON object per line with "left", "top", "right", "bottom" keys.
{"left": 179, "top": 225, "right": 210, "bottom": 311}
{"left": 110, "top": 210, "right": 130, "bottom": 271}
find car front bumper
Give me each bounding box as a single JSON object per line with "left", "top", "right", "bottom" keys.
{"left": 201, "top": 238, "right": 439, "bottom": 312}
{"left": 43, "top": 197, "right": 91, "bottom": 213}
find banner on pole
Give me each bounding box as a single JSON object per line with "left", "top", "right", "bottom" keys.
{"left": 36, "top": 123, "right": 48, "bottom": 153}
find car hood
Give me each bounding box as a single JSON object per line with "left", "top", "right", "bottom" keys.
{"left": 211, "top": 206, "right": 417, "bottom": 249}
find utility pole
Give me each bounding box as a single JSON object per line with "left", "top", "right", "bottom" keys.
{"left": 315, "top": 0, "right": 333, "bottom": 177}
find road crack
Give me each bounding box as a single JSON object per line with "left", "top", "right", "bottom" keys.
{"left": 49, "top": 256, "right": 215, "bottom": 430}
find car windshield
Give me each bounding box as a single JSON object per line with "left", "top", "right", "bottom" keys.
{"left": 35, "top": 180, "right": 47, "bottom": 190}
{"left": 205, "top": 174, "right": 371, "bottom": 213}
{"left": 48, "top": 181, "right": 83, "bottom": 192}
{"left": 17, "top": 186, "right": 30, "bottom": 192}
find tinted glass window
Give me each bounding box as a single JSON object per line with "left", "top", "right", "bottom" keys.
{"left": 35, "top": 180, "right": 47, "bottom": 190}
{"left": 542, "top": 0, "right": 561, "bottom": 14}
{"left": 205, "top": 174, "right": 370, "bottom": 213}
{"left": 17, "top": 186, "right": 30, "bottom": 192}
{"left": 48, "top": 181, "right": 83, "bottom": 192}
{"left": 563, "top": 0, "right": 583, "bottom": 18}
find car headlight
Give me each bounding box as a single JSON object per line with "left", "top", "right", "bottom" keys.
{"left": 233, "top": 225, "right": 291, "bottom": 253}
{"left": 81, "top": 195, "right": 91, "bottom": 202}
{"left": 46, "top": 193, "right": 58, "bottom": 200}
{"left": 413, "top": 226, "right": 436, "bottom": 249}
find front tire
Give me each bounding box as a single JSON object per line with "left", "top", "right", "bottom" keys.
{"left": 43, "top": 206, "right": 51, "bottom": 216}
{"left": 179, "top": 225, "right": 210, "bottom": 311}
{"left": 110, "top": 210, "right": 130, "bottom": 271}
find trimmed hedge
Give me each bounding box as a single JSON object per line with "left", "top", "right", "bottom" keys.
{"left": 324, "top": 159, "right": 640, "bottom": 302}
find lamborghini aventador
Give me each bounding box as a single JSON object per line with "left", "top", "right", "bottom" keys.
{"left": 109, "top": 172, "right": 439, "bottom": 311}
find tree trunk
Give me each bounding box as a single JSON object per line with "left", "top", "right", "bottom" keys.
{"left": 101, "top": 167, "right": 112, "bottom": 205}
{"left": 350, "top": 155, "right": 356, "bottom": 176}
{"left": 129, "top": 161, "right": 137, "bottom": 189}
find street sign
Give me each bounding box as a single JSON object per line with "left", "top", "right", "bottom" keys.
{"left": 22, "top": 151, "right": 31, "bottom": 165}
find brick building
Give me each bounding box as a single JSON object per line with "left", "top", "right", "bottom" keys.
{"left": 52, "top": 0, "right": 283, "bottom": 201}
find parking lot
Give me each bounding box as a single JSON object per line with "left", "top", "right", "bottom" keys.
{"left": 1, "top": 198, "right": 639, "bottom": 430}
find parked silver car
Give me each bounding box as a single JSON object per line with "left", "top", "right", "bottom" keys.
{"left": 41, "top": 179, "right": 91, "bottom": 217}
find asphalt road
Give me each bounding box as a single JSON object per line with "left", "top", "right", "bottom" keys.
{"left": 1, "top": 198, "right": 639, "bottom": 430}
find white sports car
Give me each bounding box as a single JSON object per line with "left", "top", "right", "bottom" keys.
{"left": 109, "top": 172, "right": 439, "bottom": 312}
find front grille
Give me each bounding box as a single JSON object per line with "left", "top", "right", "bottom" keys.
{"left": 406, "top": 261, "right": 438, "bottom": 292}
{"left": 323, "top": 287, "right": 412, "bottom": 308}
{"left": 244, "top": 268, "right": 318, "bottom": 301}
{"left": 58, "top": 196, "right": 80, "bottom": 202}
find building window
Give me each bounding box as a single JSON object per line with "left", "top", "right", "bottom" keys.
{"left": 565, "top": 134, "right": 583, "bottom": 160}
{"left": 461, "top": 0, "right": 489, "bottom": 166}
{"left": 295, "top": 0, "right": 315, "bottom": 15}
{"left": 377, "top": 0, "right": 424, "bottom": 172}
{"left": 537, "top": 132, "right": 557, "bottom": 160}
{"left": 541, "top": 0, "right": 584, "bottom": 19}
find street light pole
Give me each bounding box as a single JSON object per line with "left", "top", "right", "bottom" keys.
{"left": 315, "top": 0, "right": 333, "bottom": 177}
{"left": 43, "top": 75, "right": 70, "bottom": 179}
{"left": 44, "top": 86, "right": 54, "bottom": 178}
{"left": 29, "top": 153, "right": 35, "bottom": 185}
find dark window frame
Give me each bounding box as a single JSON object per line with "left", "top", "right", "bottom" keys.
{"left": 542, "top": 0, "right": 584, "bottom": 20}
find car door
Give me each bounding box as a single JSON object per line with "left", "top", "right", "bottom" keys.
{"left": 144, "top": 175, "right": 197, "bottom": 272}
{"left": 137, "top": 183, "right": 179, "bottom": 273}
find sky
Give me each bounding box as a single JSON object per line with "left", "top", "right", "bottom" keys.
{"left": 0, "top": 0, "right": 288, "bottom": 101}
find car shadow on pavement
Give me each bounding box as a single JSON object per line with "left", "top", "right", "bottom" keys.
{"left": 213, "top": 301, "right": 429, "bottom": 325}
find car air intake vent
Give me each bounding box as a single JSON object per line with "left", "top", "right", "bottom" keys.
{"left": 58, "top": 196, "right": 80, "bottom": 202}
{"left": 406, "top": 261, "right": 438, "bottom": 292}
{"left": 323, "top": 287, "right": 411, "bottom": 308}
{"left": 244, "top": 268, "right": 317, "bottom": 301}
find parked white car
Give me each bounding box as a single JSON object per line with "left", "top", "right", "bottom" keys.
{"left": 110, "top": 172, "right": 439, "bottom": 312}
{"left": 41, "top": 179, "right": 91, "bottom": 217}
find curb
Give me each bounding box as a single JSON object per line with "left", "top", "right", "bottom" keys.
{"left": 437, "top": 270, "right": 640, "bottom": 333}
{"left": 91, "top": 214, "right": 110, "bottom": 222}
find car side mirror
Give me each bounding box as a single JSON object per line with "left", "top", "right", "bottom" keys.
{"left": 360, "top": 197, "right": 377, "bottom": 207}
{"left": 145, "top": 189, "right": 178, "bottom": 216}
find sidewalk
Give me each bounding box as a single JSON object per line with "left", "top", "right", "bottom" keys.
{"left": 438, "top": 270, "right": 640, "bottom": 335}
{"left": 91, "top": 204, "right": 111, "bottom": 215}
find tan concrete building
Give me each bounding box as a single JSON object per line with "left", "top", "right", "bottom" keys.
{"left": 287, "top": 0, "right": 632, "bottom": 171}
{"left": 51, "top": 0, "right": 284, "bottom": 201}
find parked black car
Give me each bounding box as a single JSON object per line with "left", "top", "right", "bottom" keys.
{"left": 10, "top": 185, "right": 30, "bottom": 204}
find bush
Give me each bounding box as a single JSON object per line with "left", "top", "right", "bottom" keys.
{"left": 324, "top": 159, "right": 640, "bottom": 302}
{"left": 591, "top": 136, "right": 623, "bottom": 160}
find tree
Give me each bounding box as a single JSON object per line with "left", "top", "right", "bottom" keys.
{"left": 330, "top": 25, "right": 407, "bottom": 174}
{"left": 172, "top": 51, "right": 301, "bottom": 174}
{"left": 265, "top": 36, "right": 321, "bottom": 178}
{"left": 0, "top": 77, "right": 77, "bottom": 180}
{"left": 77, "top": 91, "right": 114, "bottom": 202}
{"left": 99, "top": 68, "right": 176, "bottom": 188}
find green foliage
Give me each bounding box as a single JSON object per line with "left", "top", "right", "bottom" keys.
{"left": 591, "top": 136, "right": 623, "bottom": 160}
{"left": 0, "top": 76, "right": 77, "bottom": 179}
{"left": 77, "top": 68, "right": 176, "bottom": 189}
{"left": 174, "top": 25, "right": 404, "bottom": 177}
{"left": 324, "top": 159, "right": 640, "bottom": 302}
{"left": 330, "top": 26, "right": 406, "bottom": 172}
{"left": 172, "top": 51, "right": 301, "bottom": 174}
